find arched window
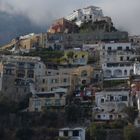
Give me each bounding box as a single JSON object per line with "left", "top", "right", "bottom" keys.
{"left": 114, "top": 69, "right": 122, "bottom": 77}
{"left": 124, "top": 70, "right": 127, "bottom": 75}
{"left": 81, "top": 70, "right": 87, "bottom": 77}
{"left": 130, "top": 69, "right": 134, "bottom": 75}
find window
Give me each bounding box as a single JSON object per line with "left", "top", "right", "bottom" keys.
{"left": 51, "top": 79, "right": 55, "bottom": 83}
{"left": 97, "top": 115, "right": 101, "bottom": 119}
{"left": 55, "top": 99, "right": 61, "bottom": 106}
{"left": 18, "top": 62, "right": 25, "bottom": 68}
{"left": 102, "top": 46, "right": 105, "bottom": 49}
{"left": 130, "top": 69, "right": 133, "bottom": 75}
{"left": 48, "top": 72, "right": 51, "bottom": 75}
{"left": 55, "top": 79, "right": 58, "bottom": 83}
{"left": 82, "top": 55, "right": 85, "bottom": 58}
{"left": 42, "top": 88, "right": 44, "bottom": 92}
{"left": 124, "top": 70, "right": 127, "bottom": 75}
{"left": 89, "top": 15, "right": 92, "bottom": 19}
{"left": 95, "top": 74, "right": 99, "bottom": 79}
{"left": 64, "top": 130, "right": 68, "bottom": 136}
{"left": 108, "top": 47, "right": 112, "bottom": 50}
{"left": 126, "top": 46, "right": 130, "bottom": 50}
{"left": 35, "top": 108, "right": 38, "bottom": 112}
{"left": 109, "top": 115, "right": 113, "bottom": 119}
{"left": 117, "top": 46, "right": 122, "bottom": 50}
{"left": 101, "top": 98, "right": 105, "bottom": 103}
{"left": 122, "top": 96, "right": 128, "bottom": 101}
{"left": 63, "top": 78, "right": 67, "bottom": 83}
{"left": 28, "top": 63, "right": 35, "bottom": 69}
{"left": 84, "top": 16, "right": 86, "bottom": 19}
{"left": 42, "top": 79, "right": 45, "bottom": 84}
{"left": 82, "top": 80, "right": 86, "bottom": 84}
{"left": 120, "top": 56, "right": 123, "bottom": 61}
{"left": 35, "top": 100, "right": 40, "bottom": 107}
{"left": 27, "top": 70, "right": 34, "bottom": 78}
{"left": 81, "top": 70, "right": 87, "bottom": 77}
{"left": 73, "top": 130, "right": 79, "bottom": 136}
{"left": 118, "top": 115, "right": 122, "bottom": 119}
{"left": 45, "top": 99, "right": 52, "bottom": 106}
{"left": 127, "top": 57, "right": 129, "bottom": 61}
{"left": 16, "top": 70, "right": 25, "bottom": 78}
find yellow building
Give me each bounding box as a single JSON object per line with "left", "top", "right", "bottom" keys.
{"left": 37, "top": 65, "right": 93, "bottom": 94}
{"left": 29, "top": 88, "right": 67, "bottom": 112}
{"left": 60, "top": 50, "right": 89, "bottom": 65}
{"left": 1, "top": 33, "right": 47, "bottom": 51}
{"left": 0, "top": 55, "right": 46, "bottom": 101}
{"left": 73, "top": 65, "right": 93, "bottom": 85}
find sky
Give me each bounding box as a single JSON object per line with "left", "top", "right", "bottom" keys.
{"left": 0, "top": 0, "right": 140, "bottom": 35}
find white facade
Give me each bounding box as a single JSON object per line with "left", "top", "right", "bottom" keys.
{"left": 134, "top": 63, "right": 140, "bottom": 75}
{"left": 66, "top": 6, "right": 103, "bottom": 26}
{"left": 94, "top": 90, "right": 130, "bottom": 120}
{"left": 102, "top": 62, "right": 134, "bottom": 79}
{"left": 82, "top": 43, "right": 100, "bottom": 51}
{"left": 59, "top": 127, "right": 85, "bottom": 140}
{"left": 100, "top": 42, "right": 136, "bottom": 64}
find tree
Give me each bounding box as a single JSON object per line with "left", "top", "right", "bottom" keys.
{"left": 65, "top": 103, "right": 82, "bottom": 123}
{"left": 87, "top": 123, "right": 107, "bottom": 140}
{"left": 123, "top": 125, "right": 137, "bottom": 140}
{"left": 123, "top": 107, "right": 138, "bottom": 124}
{"left": 16, "top": 128, "right": 34, "bottom": 140}
{"left": 67, "top": 51, "right": 74, "bottom": 59}
{"left": 0, "top": 94, "right": 18, "bottom": 114}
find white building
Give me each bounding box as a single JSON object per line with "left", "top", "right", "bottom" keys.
{"left": 82, "top": 43, "right": 100, "bottom": 51}
{"left": 100, "top": 42, "right": 136, "bottom": 64}
{"left": 102, "top": 62, "right": 134, "bottom": 79}
{"left": 94, "top": 89, "right": 130, "bottom": 121}
{"left": 134, "top": 63, "right": 140, "bottom": 75}
{"left": 66, "top": 6, "right": 103, "bottom": 26}
{"left": 59, "top": 127, "right": 85, "bottom": 140}
{"left": 99, "top": 42, "right": 136, "bottom": 80}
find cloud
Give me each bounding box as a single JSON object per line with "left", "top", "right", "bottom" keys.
{"left": 0, "top": 0, "right": 140, "bottom": 35}
{"left": 97, "top": 0, "right": 140, "bottom": 35}
{"left": 0, "top": 0, "right": 94, "bottom": 26}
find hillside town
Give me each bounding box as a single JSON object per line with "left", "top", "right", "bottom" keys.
{"left": 0, "top": 5, "right": 140, "bottom": 140}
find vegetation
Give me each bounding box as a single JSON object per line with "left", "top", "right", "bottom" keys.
{"left": 0, "top": 94, "right": 18, "bottom": 114}
{"left": 87, "top": 123, "right": 107, "bottom": 140}
{"left": 79, "top": 20, "right": 117, "bottom": 33}
{"left": 22, "top": 48, "right": 64, "bottom": 63}
{"left": 123, "top": 125, "right": 139, "bottom": 140}
{"left": 123, "top": 107, "right": 138, "bottom": 124}
{"left": 65, "top": 103, "right": 82, "bottom": 123}
{"left": 103, "top": 79, "right": 128, "bottom": 88}
{"left": 16, "top": 128, "right": 34, "bottom": 140}
{"left": 66, "top": 51, "right": 74, "bottom": 59}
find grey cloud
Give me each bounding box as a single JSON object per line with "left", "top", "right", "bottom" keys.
{"left": 0, "top": 0, "right": 94, "bottom": 26}
{"left": 0, "top": 0, "right": 140, "bottom": 35}
{"left": 98, "top": 0, "right": 140, "bottom": 35}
